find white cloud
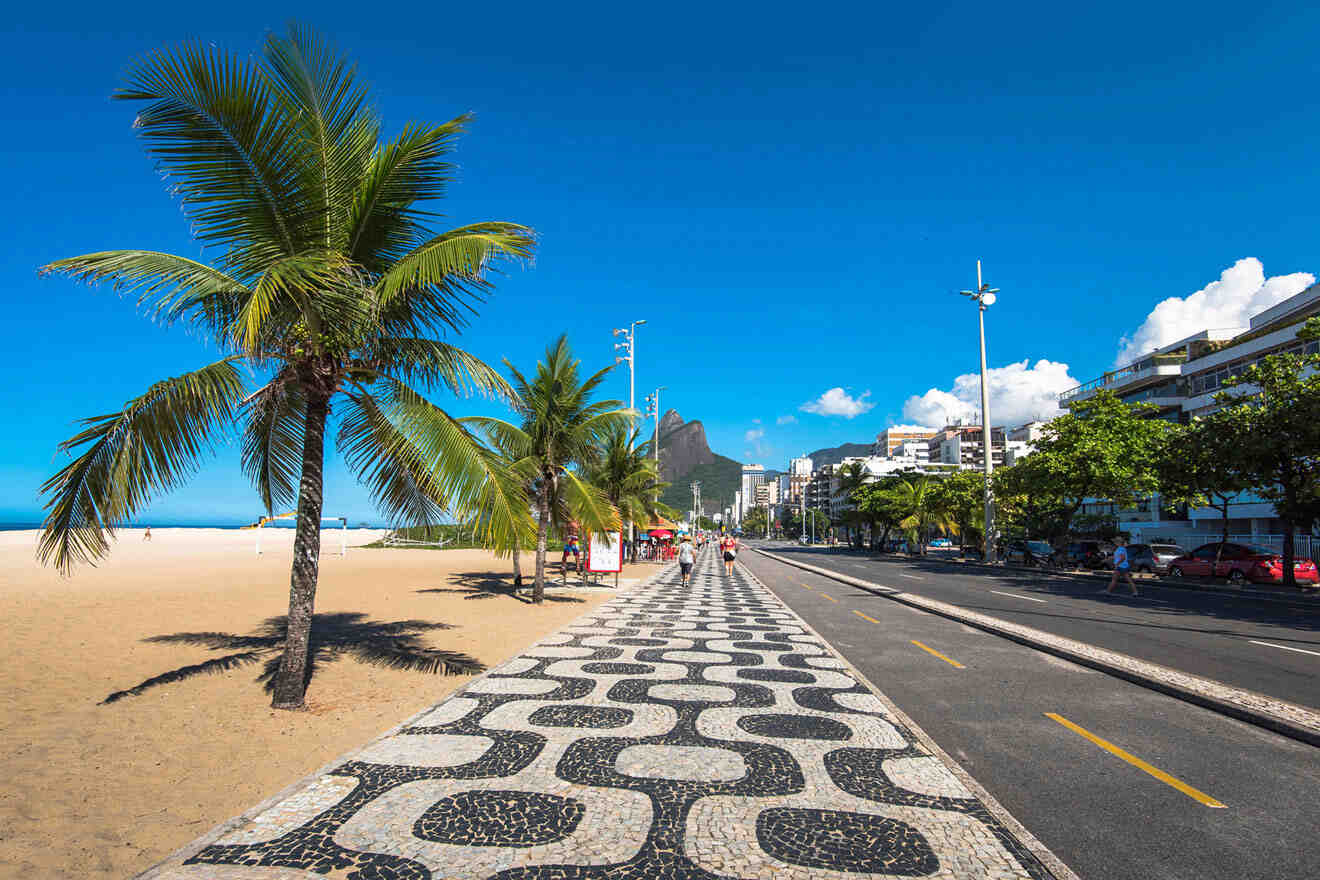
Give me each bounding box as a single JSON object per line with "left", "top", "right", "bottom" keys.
{"left": 801, "top": 388, "right": 875, "bottom": 419}
{"left": 902, "top": 359, "right": 1078, "bottom": 427}
{"left": 776, "top": 414, "right": 798, "bottom": 425}
{"left": 743, "top": 428, "right": 765, "bottom": 443}
{"left": 1115, "top": 258, "right": 1314, "bottom": 366}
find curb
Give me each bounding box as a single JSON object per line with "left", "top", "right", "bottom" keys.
{"left": 751, "top": 547, "right": 1320, "bottom": 749}
{"left": 826, "top": 548, "right": 1318, "bottom": 608}
{"left": 736, "top": 561, "right": 1081, "bottom": 880}
{"left": 135, "top": 562, "right": 678, "bottom": 879}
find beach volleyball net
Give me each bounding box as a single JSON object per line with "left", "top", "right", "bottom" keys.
{"left": 243, "top": 514, "right": 349, "bottom": 557}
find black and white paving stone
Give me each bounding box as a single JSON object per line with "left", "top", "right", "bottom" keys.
{"left": 149, "top": 548, "right": 1057, "bottom": 879}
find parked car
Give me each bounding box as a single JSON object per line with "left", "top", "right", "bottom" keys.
{"left": 1003, "top": 539, "right": 1057, "bottom": 567}
{"left": 883, "top": 538, "right": 909, "bottom": 554}
{"left": 929, "top": 538, "right": 952, "bottom": 548}
{"left": 1168, "top": 542, "right": 1320, "bottom": 586}
{"left": 1059, "top": 540, "right": 1116, "bottom": 570}
{"left": 1129, "top": 543, "right": 1186, "bottom": 575}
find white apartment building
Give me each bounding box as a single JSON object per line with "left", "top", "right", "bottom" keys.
{"left": 872, "top": 427, "right": 938, "bottom": 458}
{"left": 1059, "top": 281, "right": 1320, "bottom": 539}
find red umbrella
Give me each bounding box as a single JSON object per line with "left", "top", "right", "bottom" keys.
{"left": 649, "top": 529, "right": 673, "bottom": 539}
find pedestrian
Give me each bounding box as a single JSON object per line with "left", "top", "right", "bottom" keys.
{"left": 562, "top": 533, "right": 581, "bottom": 573}
{"left": 722, "top": 535, "right": 737, "bottom": 576}
{"left": 1104, "top": 536, "right": 1139, "bottom": 596}
{"left": 143, "top": 525, "right": 152, "bottom": 542}
{"left": 677, "top": 537, "right": 695, "bottom": 586}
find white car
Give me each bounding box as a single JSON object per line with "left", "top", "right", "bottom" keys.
{"left": 930, "top": 538, "right": 952, "bottom": 548}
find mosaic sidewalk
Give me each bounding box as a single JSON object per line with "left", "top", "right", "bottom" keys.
{"left": 145, "top": 548, "right": 1061, "bottom": 880}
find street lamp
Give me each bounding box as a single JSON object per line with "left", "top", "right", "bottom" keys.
{"left": 612, "top": 320, "right": 645, "bottom": 558}
{"left": 644, "top": 385, "right": 666, "bottom": 468}
{"left": 959, "top": 260, "right": 999, "bottom": 564}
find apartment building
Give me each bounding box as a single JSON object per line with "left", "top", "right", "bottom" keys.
{"left": 871, "top": 427, "right": 938, "bottom": 458}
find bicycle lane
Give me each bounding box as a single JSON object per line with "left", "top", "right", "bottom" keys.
{"left": 739, "top": 551, "right": 1320, "bottom": 880}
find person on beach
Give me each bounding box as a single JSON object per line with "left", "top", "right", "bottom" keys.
{"left": 562, "top": 534, "right": 581, "bottom": 572}
{"left": 143, "top": 526, "right": 151, "bottom": 542}
{"left": 1104, "top": 537, "right": 1139, "bottom": 596}
{"left": 722, "top": 535, "right": 738, "bottom": 576}
{"left": 678, "top": 537, "right": 695, "bottom": 586}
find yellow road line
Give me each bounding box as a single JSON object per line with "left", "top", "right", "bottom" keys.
{"left": 820, "top": 592, "right": 838, "bottom": 602}
{"left": 910, "top": 640, "right": 965, "bottom": 668}
{"left": 798, "top": 582, "right": 813, "bottom": 590}
{"left": 852, "top": 610, "right": 879, "bottom": 624}
{"left": 1045, "top": 713, "right": 1227, "bottom": 808}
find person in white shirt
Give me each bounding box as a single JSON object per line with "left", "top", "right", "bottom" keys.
{"left": 1104, "top": 537, "right": 1139, "bottom": 596}
{"left": 677, "top": 538, "right": 695, "bottom": 586}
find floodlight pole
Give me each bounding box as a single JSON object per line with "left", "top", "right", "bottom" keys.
{"left": 614, "top": 319, "right": 646, "bottom": 560}
{"left": 961, "top": 261, "right": 999, "bottom": 564}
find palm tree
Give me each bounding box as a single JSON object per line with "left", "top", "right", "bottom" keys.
{"left": 585, "top": 425, "right": 676, "bottom": 558}
{"left": 464, "top": 336, "right": 631, "bottom": 603}
{"left": 37, "top": 28, "right": 533, "bottom": 710}
{"left": 833, "top": 461, "right": 870, "bottom": 548}
{"left": 894, "top": 476, "right": 957, "bottom": 555}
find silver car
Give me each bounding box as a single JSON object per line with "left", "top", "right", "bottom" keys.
{"left": 1129, "top": 543, "right": 1186, "bottom": 575}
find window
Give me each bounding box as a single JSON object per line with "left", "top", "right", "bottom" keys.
{"left": 1192, "top": 545, "right": 1219, "bottom": 560}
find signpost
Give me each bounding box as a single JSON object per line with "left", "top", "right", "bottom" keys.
{"left": 586, "top": 530, "right": 624, "bottom": 588}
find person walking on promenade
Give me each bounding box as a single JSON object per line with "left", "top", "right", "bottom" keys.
{"left": 722, "top": 535, "right": 738, "bottom": 576}
{"left": 677, "top": 537, "right": 695, "bottom": 586}
{"left": 1104, "top": 537, "right": 1139, "bottom": 596}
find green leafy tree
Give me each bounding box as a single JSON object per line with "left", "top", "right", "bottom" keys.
{"left": 853, "top": 475, "right": 911, "bottom": 549}
{"left": 37, "top": 28, "right": 534, "bottom": 710}
{"left": 742, "top": 506, "right": 769, "bottom": 536}
{"left": 929, "top": 470, "right": 986, "bottom": 554}
{"left": 1156, "top": 416, "right": 1252, "bottom": 547}
{"left": 464, "top": 335, "right": 631, "bottom": 603}
{"left": 1213, "top": 317, "right": 1320, "bottom": 586}
{"left": 892, "top": 476, "right": 956, "bottom": 554}
{"left": 782, "top": 506, "right": 831, "bottom": 540}
{"left": 832, "top": 462, "right": 870, "bottom": 547}
{"left": 994, "top": 391, "right": 1170, "bottom": 542}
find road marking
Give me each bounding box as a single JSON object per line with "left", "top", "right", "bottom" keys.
{"left": 899, "top": 573, "right": 924, "bottom": 580}
{"left": 798, "top": 582, "right": 813, "bottom": 590}
{"left": 852, "top": 610, "right": 880, "bottom": 624}
{"left": 989, "top": 590, "right": 1047, "bottom": 603}
{"left": 910, "top": 640, "right": 965, "bottom": 669}
{"left": 1248, "top": 640, "right": 1320, "bottom": 658}
{"left": 1045, "top": 713, "right": 1226, "bottom": 808}
{"left": 820, "top": 593, "right": 839, "bottom": 603}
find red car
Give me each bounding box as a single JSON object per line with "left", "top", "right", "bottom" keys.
{"left": 1168, "top": 542, "right": 1319, "bottom": 586}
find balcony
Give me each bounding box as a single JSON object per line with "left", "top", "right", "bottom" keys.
{"left": 1059, "top": 352, "right": 1187, "bottom": 404}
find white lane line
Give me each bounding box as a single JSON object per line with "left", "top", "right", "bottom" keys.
{"left": 1248, "top": 640, "right": 1320, "bottom": 658}
{"left": 990, "top": 590, "right": 1047, "bottom": 603}
{"left": 899, "top": 574, "right": 924, "bottom": 580}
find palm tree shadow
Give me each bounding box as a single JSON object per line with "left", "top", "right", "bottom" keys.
{"left": 416, "top": 571, "right": 587, "bottom": 604}
{"left": 101, "top": 612, "right": 484, "bottom": 705}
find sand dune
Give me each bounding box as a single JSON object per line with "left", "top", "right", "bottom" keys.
{"left": 0, "top": 528, "right": 635, "bottom": 879}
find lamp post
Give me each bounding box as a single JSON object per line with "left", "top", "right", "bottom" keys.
{"left": 613, "top": 320, "right": 646, "bottom": 559}
{"left": 644, "top": 386, "right": 666, "bottom": 467}
{"left": 959, "top": 261, "right": 999, "bottom": 564}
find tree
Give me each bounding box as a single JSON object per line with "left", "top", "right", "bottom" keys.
{"left": 1213, "top": 317, "right": 1320, "bottom": 587}
{"left": 892, "top": 476, "right": 956, "bottom": 554}
{"left": 993, "top": 391, "right": 1170, "bottom": 542}
{"left": 929, "top": 470, "right": 986, "bottom": 555}
{"left": 584, "top": 425, "right": 676, "bottom": 562}
{"left": 37, "top": 28, "right": 533, "bottom": 710}
{"left": 464, "top": 336, "right": 630, "bottom": 603}
{"left": 742, "top": 506, "right": 769, "bottom": 536}
{"left": 782, "top": 506, "right": 831, "bottom": 540}
{"left": 1156, "top": 416, "right": 1252, "bottom": 547}
{"left": 832, "top": 461, "right": 869, "bottom": 547}
{"left": 853, "top": 475, "right": 911, "bottom": 549}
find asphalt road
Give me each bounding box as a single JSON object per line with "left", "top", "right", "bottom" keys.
{"left": 763, "top": 544, "right": 1320, "bottom": 709}
{"left": 740, "top": 546, "right": 1320, "bottom": 880}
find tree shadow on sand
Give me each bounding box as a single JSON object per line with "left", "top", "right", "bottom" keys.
{"left": 101, "top": 612, "right": 484, "bottom": 705}
{"left": 416, "top": 571, "right": 587, "bottom": 604}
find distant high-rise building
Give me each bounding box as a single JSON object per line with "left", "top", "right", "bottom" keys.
{"left": 790, "top": 456, "right": 813, "bottom": 476}
{"left": 741, "top": 464, "right": 766, "bottom": 518}
{"left": 872, "top": 427, "right": 938, "bottom": 458}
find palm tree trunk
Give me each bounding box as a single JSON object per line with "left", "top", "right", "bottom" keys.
{"left": 533, "top": 481, "right": 550, "bottom": 604}
{"left": 512, "top": 545, "right": 523, "bottom": 587}
{"left": 271, "top": 387, "right": 330, "bottom": 710}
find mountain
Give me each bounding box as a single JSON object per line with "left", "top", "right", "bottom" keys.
{"left": 802, "top": 442, "right": 873, "bottom": 469}
{"left": 655, "top": 410, "right": 739, "bottom": 514}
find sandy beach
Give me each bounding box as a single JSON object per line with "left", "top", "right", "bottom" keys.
{"left": 0, "top": 527, "right": 645, "bottom": 879}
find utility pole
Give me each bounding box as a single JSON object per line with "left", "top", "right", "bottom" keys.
{"left": 613, "top": 320, "right": 646, "bottom": 560}
{"left": 960, "top": 262, "right": 999, "bottom": 563}
{"left": 690, "top": 481, "right": 701, "bottom": 532}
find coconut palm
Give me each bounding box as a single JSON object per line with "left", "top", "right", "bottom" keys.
{"left": 894, "top": 475, "right": 957, "bottom": 555}
{"left": 832, "top": 460, "right": 870, "bottom": 547}
{"left": 464, "top": 336, "right": 631, "bottom": 603}
{"left": 585, "top": 425, "right": 677, "bottom": 556}
{"left": 37, "top": 27, "right": 533, "bottom": 710}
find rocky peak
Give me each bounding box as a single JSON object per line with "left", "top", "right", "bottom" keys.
{"left": 659, "top": 409, "right": 685, "bottom": 437}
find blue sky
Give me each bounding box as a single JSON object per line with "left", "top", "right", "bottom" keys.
{"left": 3, "top": 1, "right": 1318, "bottom": 524}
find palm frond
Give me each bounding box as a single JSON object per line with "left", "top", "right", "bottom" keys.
{"left": 363, "top": 338, "right": 514, "bottom": 401}
{"left": 336, "top": 386, "right": 448, "bottom": 527}
{"left": 559, "top": 469, "right": 620, "bottom": 535}
{"left": 39, "top": 250, "right": 250, "bottom": 335}
{"left": 38, "top": 359, "right": 246, "bottom": 573}
{"left": 117, "top": 40, "right": 303, "bottom": 267}
{"left": 240, "top": 376, "right": 305, "bottom": 513}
